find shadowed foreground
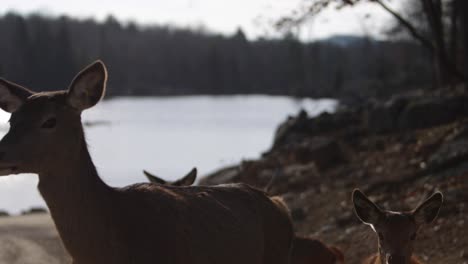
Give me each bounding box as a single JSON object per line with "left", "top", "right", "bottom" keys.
{"left": 0, "top": 214, "right": 70, "bottom": 264}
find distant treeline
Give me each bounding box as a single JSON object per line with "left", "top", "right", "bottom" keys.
{"left": 0, "top": 13, "right": 432, "bottom": 98}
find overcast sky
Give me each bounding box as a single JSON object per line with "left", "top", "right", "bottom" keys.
{"left": 0, "top": 0, "right": 400, "bottom": 40}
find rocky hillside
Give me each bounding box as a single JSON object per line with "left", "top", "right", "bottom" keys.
{"left": 200, "top": 89, "right": 468, "bottom": 264}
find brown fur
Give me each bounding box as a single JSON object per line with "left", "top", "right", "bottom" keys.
{"left": 144, "top": 166, "right": 345, "bottom": 264}
{"left": 329, "top": 246, "right": 345, "bottom": 264}
{"left": 0, "top": 61, "right": 294, "bottom": 264}
{"left": 291, "top": 236, "right": 344, "bottom": 264}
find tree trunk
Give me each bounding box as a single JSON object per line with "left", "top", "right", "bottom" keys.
{"left": 421, "top": 0, "right": 447, "bottom": 86}
{"left": 421, "top": 0, "right": 465, "bottom": 87}
{"left": 449, "top": 0, "right": 458, "bottom": 88}
{"left": 462, "top": 0, "right": 468, "bottom": 89}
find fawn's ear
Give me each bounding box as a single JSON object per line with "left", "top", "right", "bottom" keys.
{"left": 413, "top": 192, "right": 443, "bottom": 226}
{"left": 352, "top": 189, "right": 384, "bottom": 226}
{"left": 143, "top": 170, "right": 167, "bottom": 185}
{"left": 0, "top": 78, "right": 34, "bottom": 113}
{"left": 67, "top": 60, "right": 107, "bottom": 111}
{"left": 172, "top": 167, "right": 197, "bottom": 186}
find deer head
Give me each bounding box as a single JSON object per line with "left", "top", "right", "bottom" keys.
{"left": 143, "top": 167, "right": 197, "bottom": 186}
{"left": 352, "top": 189, "right": 443, "bottom": 264}
{"left": 0, "top": 61, "right": 107, "bottom": 176}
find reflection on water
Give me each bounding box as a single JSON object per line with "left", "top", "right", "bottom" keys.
{"left": 0, "top": 95, "right": 336, "bottom": 213}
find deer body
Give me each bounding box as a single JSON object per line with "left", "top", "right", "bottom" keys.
{"left": 44, "top": 174, "right": 285, "bottom": 264}
{"left": 291, "top": 236, "right": 344, "bottom": 264}
{"left": 148, "top": 168, "right": 346, "bottom": 264}
{"left": 0, "top": 61, "right": 293, "bottom": 264}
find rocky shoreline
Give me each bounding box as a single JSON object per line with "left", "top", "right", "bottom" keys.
{"left": 201, "top": 88, "right": 468, "bottom": 263}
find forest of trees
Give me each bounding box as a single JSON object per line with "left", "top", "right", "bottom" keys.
{"left": 0, "top": 12, "right": 434, "bottom": 98}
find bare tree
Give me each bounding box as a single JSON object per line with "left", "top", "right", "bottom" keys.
{"left": 277, "top": 0, "right": 466, "bottom": 88}
{"left": 461, "top": 0, "right": 468, "bottom": 88}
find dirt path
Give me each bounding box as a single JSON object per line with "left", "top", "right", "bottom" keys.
{"left": 0, "top": 214, "right": 70, "bottom": 264}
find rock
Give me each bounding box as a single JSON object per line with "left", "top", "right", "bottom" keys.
{"left": 336, "top": 211, "right": 356, "bottom": 227}
{"left": 273, "top": 110, "right": 309, "bottom": 148}
{"left": 272, "top": 109, "right": 361, "bottom": 149}
{"left": 367, "top": 94, "right": 468, "bottom": 133}
{"left": 367, "top": 95, "right": 409, "bottom": 133}
{"left": 397, "top": 95, "right": 468, "bottom": 130}
{"left": 283, "top": 163, "right": 319, "bottom": 188}
{"left": 261, "top": 163, "right": 320, "bottom": 193}
{"left": 290, "top": 207, "right": 307, "bottom": 222}
{"left": 279, "top": 137, "right": 348, "bottom": 171}
{"left": 427, "top": 139, "right": 468, "bottom": 173}
{"left": 198, "top": 165, "right": 240, "bottom": 185}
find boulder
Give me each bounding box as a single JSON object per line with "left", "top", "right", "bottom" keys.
{"left": 272, "top": 109, "right": 361, "bottom": 149}
{"left": 367, "top": 93, "right": 468, "bottom": 133}
{"left": 273, "top": 110, "right": 309, "bottom": 149}
{"left": 278, "top": 137, "right": 348, "bottom": 171}
{"left": 198, "top": 165, "right": 240, "bottom": 186}
{"left": 367, "top": 95, "right": 409, "bottom": 133}
{"left": 427, "top": 139, "right": 468, "bottom": 173}
{"left": 397, "top": 95, "right": 468, "bottom": 130}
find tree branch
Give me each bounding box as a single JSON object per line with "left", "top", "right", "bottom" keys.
{"left": 376, "top": 0, "right": 465, "bottom": 82}
{"left": 373, "top": 0, "right": 434, "bottom": 54}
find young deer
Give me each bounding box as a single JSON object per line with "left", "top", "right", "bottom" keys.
{"left": 143, "top": 167, "right": 197, "bottom": 186}
{"left": 0, "top": 61, "right": 293, "bottom": 264}
{"left": 352, "top": 189, "right": 443, "bottom": 264}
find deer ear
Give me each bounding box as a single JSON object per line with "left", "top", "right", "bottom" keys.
{"left": 67, "top": 60, "right": 107, "bottom": 111}
{"left": 172, "top": 167, "right": 197, "bottom": 186}
{"left": 413, "top": 192, "right": 443, "bottom": 226}
{"left": 352, "top": 189, "right": 383, "bottom": 226}
{"left": 0, "top": 78, "right": 34, "bottom": 113}
{"left": 143, "top": 170, "right": 167, "bottom": 184}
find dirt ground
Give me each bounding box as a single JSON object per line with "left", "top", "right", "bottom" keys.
{"left": 276, "top": 122, "right": 468, "bottom": 263}
{"left": 202, "top": 109, "right": 468, "bottom": 263}
{"left": 0, "top": 214, "right": 70, "bottom": 264}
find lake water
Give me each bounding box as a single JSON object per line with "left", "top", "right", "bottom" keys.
{"left": 0, "top": 95, "right": 336, "bottom": 214}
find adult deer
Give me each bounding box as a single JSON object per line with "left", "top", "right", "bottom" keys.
{"left": 0, "top": 61, "right": 293, "bottom": 264}
{"left": 143, "top": 167, "right": 197, "bottom": 186}
{"left": 147, "top": 169, "right": 344, "bottom": 264}
{"left": 352, "top": 189, "right": 443, "bottom": 264}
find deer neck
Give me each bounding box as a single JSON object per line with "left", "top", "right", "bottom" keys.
{"left": 37, "top": 130, "right": 113, "bottom": 235}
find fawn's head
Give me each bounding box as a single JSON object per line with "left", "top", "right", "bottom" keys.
{"left": 352, "top": 189, "right": 443, "bottom": 264}
{"left": 0, "top": 61, "right": 107, "bottom": 176}
{"left": 144, "top": 167, "right": 197, "bottom": 186}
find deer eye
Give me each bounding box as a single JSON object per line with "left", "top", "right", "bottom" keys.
{"left": 378, "top": 232, "right": 384, "bottom": 241}
{"left": 41, "top": 118, "right": 57, "bottom": 129}
{"left": 410, "top": 233, "right": 417, "bottom": 241}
